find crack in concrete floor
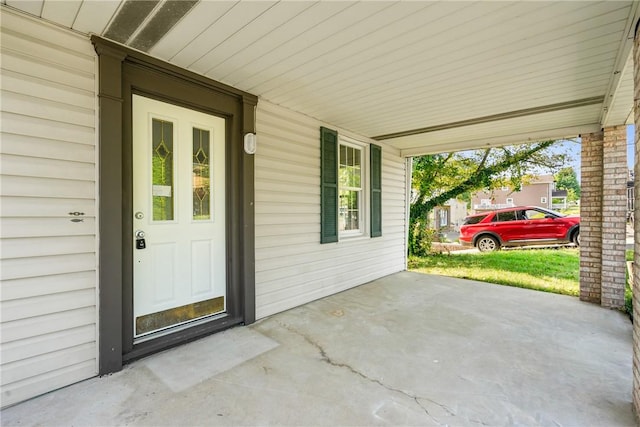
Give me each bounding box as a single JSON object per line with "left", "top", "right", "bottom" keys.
{"left": 276, "top": 320, "right": 457, "bottom": 426}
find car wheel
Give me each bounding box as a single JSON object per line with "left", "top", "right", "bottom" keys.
{"left": 573, "top": 230, "right": 580, "bottom": 246}
{"left": 476, "top": 235, "right": 499, "bottom": 252}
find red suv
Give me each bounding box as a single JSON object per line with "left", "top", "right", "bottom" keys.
{"left": 459, "top": 206, "right": 580, "bottom": 252}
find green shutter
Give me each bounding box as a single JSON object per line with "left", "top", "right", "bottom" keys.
{"left": 320, "top": 127, "right": 338, "bottom": 243}
{"left": 370, "top": 144, "right": 382, "bottom": 237}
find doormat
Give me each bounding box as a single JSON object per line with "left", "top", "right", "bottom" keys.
{"left": 140, "top": 327, "right": 279, "bottom": 392}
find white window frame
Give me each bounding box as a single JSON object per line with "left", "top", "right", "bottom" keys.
{"left": 541, "top": 197, "right": 547, "bottom": 204}
{"left": 338, "top": 136, "right": 368, "bottom": 238}
{"left": 506, "top": 197, "right": 514, "bottom": 205}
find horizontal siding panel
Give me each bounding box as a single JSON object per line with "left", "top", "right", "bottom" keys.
{"left": 0, "top": 9, "right": 97, "bottom": 408}
{"left": 2, "top": 133, "right": 95, "bottom": 162}
{"left": 1, "top": 154, "right": 95, "bottom": 181}
{"left": 1, "top": 235, "right": 95, "bottom": 259}
{"left": 1, "top": 360, "right": 96, "bottom": 408}
{"left": 381, "top": 192, "right": 407, "bottom": 203}
{"left": 256, "top": 239, "right": 405, "bottom": 273}
{"left": 1, "top": 89, "right": 95, "bottom": 127}
{"left": 255, "top": 100, "right": 406, "bottom": 320}
{"left": 1, "top": 271, "right": 95, "bottom": 301}
{"left": 255, "top": 180, "right": 320, "bottom": 196}
{"left": 255, "top": 223, "right": 319, "bottom": 238}
{"left": 382, "top": 205, "right": 406, "bottom": 215}
{"left": 1, "top": 175, "right": 95, "bottom": 199}
{"left": 256, "top": 252, "right": 405, "bottom": 301}
{"left": 1, "top": 70, "right": 94, "bottom": 110}
{"left": 257, "top": 99, "right": 321, "bottom": 133}
{"left": 1, "top": 49, "right": 94, "bottom": 92}
{"left": 256, "top": 241, "right": 405, "bottom": 283}
{"left": 1, "top": 343, "right": 95, "bottom": 386}
{"left": 1, "top": 111, "right": 94, "bottom": 145}
{"left": 0, "top": 217, "right": 96, "bottom": 238}
{"left": 258, "top": 124, "right": 319, "bottom": 149}
{"left": 256, "top": 142, "right": 318, "bottom": 166}
{"left": 255, "top": 233, "right": 319, "bottom": 249}
{"left": 2, "top": 307, "right": 94, "bottom": 344}
{"left": 255, "top": 213, "right": 317, "bottom": 226}
{"left": 1, "top": 289, "right": 95, "bottom": 323}
{"left": 257, "top": 125, "right": 319, "bottom": 153}
{"left": 256, "top": 203, "right": 319, "bottom": 215}
{"left": 0, "top": 324, "right": 95, "bottom": 365}
{"left": 256, "top": 260, "right": 404, "bottom": 320}
{"left": 255, "top": 170, "right": 318, "bottom": 187}
{"left": 1, "top": 196, "right": 95, "bottom": 218}
{"left": 383, "top": 166, "right": 405, "bottom": 179}
{"left": 1, "top": 10, "right": 94, "bottom": 57}
{"left": 1, "top": 253, "right": 96, "bottom": 281}
{"left": 254, "top": 190, "right": 318, "bottom": 206}
{"left": 257, "top": 157, "right": 319, "bottom": 179}
{"left": 257, "top": 250, "right": 406, "bottom": 296}
{"left": 0, "top": 28, "right": 94, "bottom": 73}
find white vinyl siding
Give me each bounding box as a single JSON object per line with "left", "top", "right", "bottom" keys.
{"left": 255, "top": 101, "right": 406, "bottom": 319}
{"left": 0, "top": 9, "right": 97, "bottom": 408}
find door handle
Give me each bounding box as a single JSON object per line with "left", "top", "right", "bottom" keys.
{"left": 135, "top": 230, "right": 145, "bottom": 239}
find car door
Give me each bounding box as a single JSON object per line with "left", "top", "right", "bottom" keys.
{"left": 521, "top": 208, "right": 562, "bottom": 241}
{"left": 492, "top": 210, "right": 519, "bottom": 242}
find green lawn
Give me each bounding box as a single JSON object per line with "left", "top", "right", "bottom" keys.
{"left": 409, "top": 248, "right": 580, "bottom": 296}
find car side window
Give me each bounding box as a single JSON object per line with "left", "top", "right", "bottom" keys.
{"left": 463, "top": 214, "right": 489, "bottom": 225}
{"left": 525, "top": 209, "right": 546, "bottom": 220}
{"left": 496, "top": 211, "right": 517, "bottom": 222}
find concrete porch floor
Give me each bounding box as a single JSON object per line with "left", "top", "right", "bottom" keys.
{"left": 1, "top": 272, "right": 635, "bottom": 426}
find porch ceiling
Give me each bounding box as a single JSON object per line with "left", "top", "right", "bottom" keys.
{"left": 4, "top": 0, "right": 638, "bottom": 156}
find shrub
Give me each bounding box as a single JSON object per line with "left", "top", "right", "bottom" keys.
{"left": 409, "top": 222, "right": 440, "bottom": 257}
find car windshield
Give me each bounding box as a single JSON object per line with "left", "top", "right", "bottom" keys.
{"left": 535, "top": 207, "right": 566, "bottom": 218}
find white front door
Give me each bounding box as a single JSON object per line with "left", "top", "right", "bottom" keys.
{"left": 132, "top": 95, "right": 226, "bottom": 339}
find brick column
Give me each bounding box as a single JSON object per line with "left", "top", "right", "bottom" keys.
{"left": 601, "top": 126, "right": 627, "bottom": 308}
{"left": 633, "top": 22, "right": 640, "bottom": 420}
{"left": 580, "top": 131, "right": 603, "bottom": 304}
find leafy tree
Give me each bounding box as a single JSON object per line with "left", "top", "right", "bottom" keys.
{"left": 554, "top": 166, "right": 580, "bottom": 201}
{"left": 409, "top": 140, "right": 568, "bottom": 255}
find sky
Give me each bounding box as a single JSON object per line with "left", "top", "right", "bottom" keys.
{"left": 561, "top": 124, "right": 634, "bottom": 179}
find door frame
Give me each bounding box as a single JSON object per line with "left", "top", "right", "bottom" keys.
{"left": 92, "top": 36, "right": 257, "bottom": 374}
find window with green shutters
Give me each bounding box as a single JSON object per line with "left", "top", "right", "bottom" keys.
{"left": 320, "top": 127, "right": 382, "bottom": 243}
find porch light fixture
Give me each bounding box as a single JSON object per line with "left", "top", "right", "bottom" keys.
{"left": 244, "top": 132, "right": 257, "bottom": 154}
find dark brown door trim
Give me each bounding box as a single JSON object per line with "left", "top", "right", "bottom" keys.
{"left": 92, "top": 36, "right": 257, "bottom": 374}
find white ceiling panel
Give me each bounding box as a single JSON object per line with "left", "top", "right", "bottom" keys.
{"left": 2, "top": 0, "right": 637, "bottom": 155}
{"left": 394, "top": 104, "right": 603, "bottom": 156}
{"left": 5, "top": 0, "right": 41, "bottom": 16}
{"left": 188, "top": 2, "right": 314, "bottom": 75}
{"left": 148, "top": 1, "right": 235, "bottom": 60}
{"left": 72, "top": 1, "right": 121, "bottom": 35}
{"left": 41, "top": 0, "right": 81, "bottom": 27}
{"left": 604, "top": 51, "right": 635, "bottom": 126}
{"left": 208, "top": 2, "right": 351, "bottom": 82}
{"left": 170, "top": 1, "right": 276, "bottom": 67}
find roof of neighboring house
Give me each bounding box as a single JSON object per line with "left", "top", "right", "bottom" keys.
{"left": 529, "top": 175, "right": 555, "bottom": 184}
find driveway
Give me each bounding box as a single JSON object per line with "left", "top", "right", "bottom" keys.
{"left": 1, "top": 272, "right": 634, "bottom": 426}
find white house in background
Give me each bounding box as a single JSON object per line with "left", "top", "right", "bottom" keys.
{"left": 1, "top": 1, "right": 638, "bottom": 410}
{"left": 430, "top": 199, "right": 468, "bottom": 231}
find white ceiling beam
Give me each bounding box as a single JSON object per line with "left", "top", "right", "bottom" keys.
{"left": 399, "top": 124, "right": 601, "bottom": 158}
